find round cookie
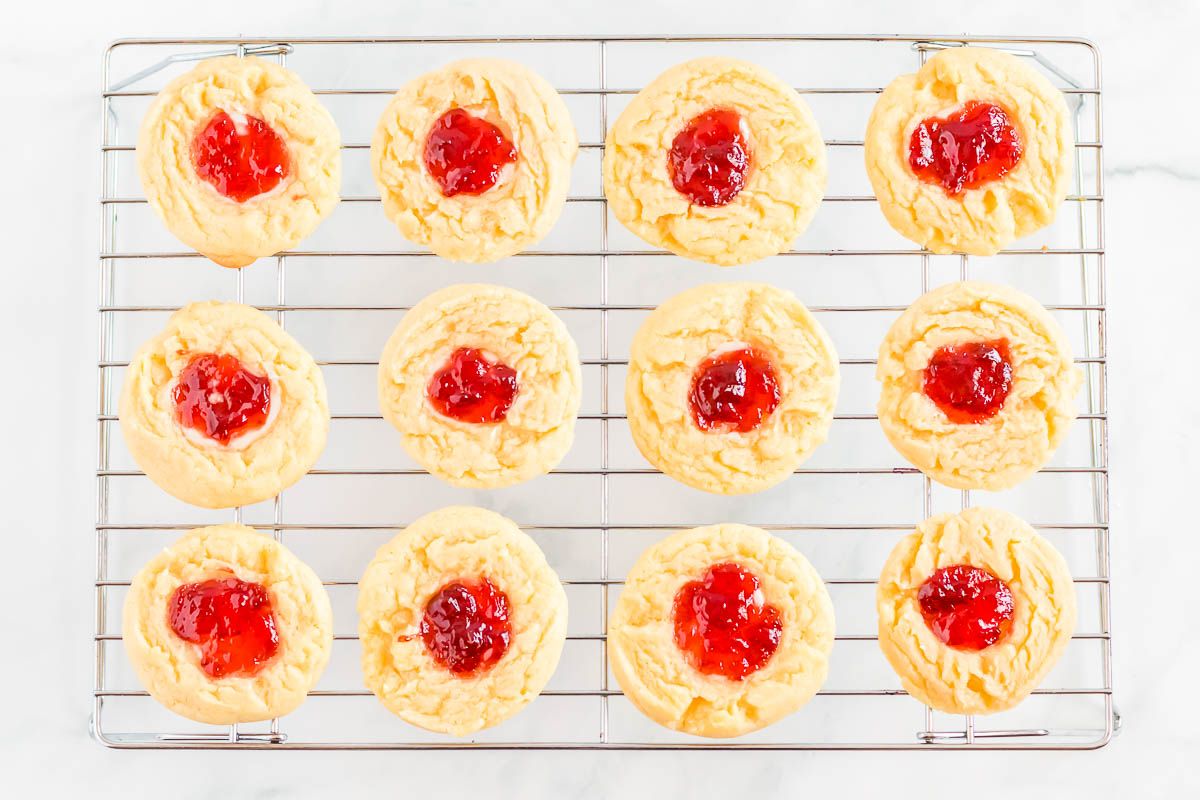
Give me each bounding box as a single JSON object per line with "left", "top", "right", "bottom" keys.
{"left": 876, "top": 507, "right": 1077, "bottom": 714}
{"left": 876, "top": 281, "right": 1081, "bottom": 490}
{"left": 625, "top": 283, "right": 839, "bottom": 495}
{"left": 371, "top": 59, "right": 578, "bottom": 262}
{"left": 608, "top": 524, "right": 835, "bottom": 738}
{"left": 137, "top": 56, "right": 341, "bottom": 267}
{"left": 603, "top": 57, "right": 827, "bottom": 266}
{"left": 357, "top": 506, "right": 568, "bottom": 736}
{"left": 864, "top": 46, "right": 1072, "bottom": 255}
{"left": 119, "top": 301, "right": 330, "bottom": 508}
{"left": 123, "top": 524, "right": 333, "bottom": 724}
{"left": 378, "top": 284, "right": 581, "bottom": 488}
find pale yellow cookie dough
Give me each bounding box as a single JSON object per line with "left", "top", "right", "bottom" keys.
{"left": 876, "top": 507, "right": 1077, "bottom": 714}
{"left": 608, "top": 524, "right": 834, "bottom": 738}
{"left": 137, "top": 56, "right": 341, "bottom": 268}
{"left": 625, "top": 283, "right": 839, "bottom": 495}
{"left": 123, "top": 524, "right": 333, "bottom": 724}
{"left": 603, "top": 57, "right": 827, "bottom": 266}
{"left": 371, "top": 59, "right": 578, "bottom": 263}
{"left": 119, "top": 301, "right": 330, "bottom": 508}
{"left": 876, "top": 281, "right": 1081, "bottom": 490}
{"left": 864, "top": 46, "right": 1072, "bottom": 255}
{"left": 357, "top": 506, "right": 568, "bottom": 736}
{"left": 378, "top": 284, "right": 581, "bottom": 488}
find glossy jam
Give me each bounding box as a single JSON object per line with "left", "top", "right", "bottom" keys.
{"left": 908, "top": 101, "right": 1023, "bottom": 196}
{"left": 192, "top": 110, "right": 290, "bottom": 202}
{"left": 415, "top": 579, "right": 512, "bottom": 676}
{"left": 918, "top": 565, "right": 1015, "bottom": 650}
{"left": 423, "top": 108, "right": 518, "bottom": 197}
{"left": 673, "top": 562, "right": 782, "bottom": 681}
{"left": 427, "top": 347, "right": 519, "bottom": 424}
{"left": 668, "top": 108, "right": 751, "bottom": 207}
{"left": 172, "top": 353, "right": 271, "bottom": 445}
{"left": 167, "top": 577, "right": 280, "bottom": 678}
{"left": 922, "top": 339, "right": 1013, "bottom": 424}
{"left": 689, "top": 346, "right": 781, "bottom": 433}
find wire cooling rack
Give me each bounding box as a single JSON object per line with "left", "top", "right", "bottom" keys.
{"left": 95, "top": 35, "right": 1112, "bottom": 750}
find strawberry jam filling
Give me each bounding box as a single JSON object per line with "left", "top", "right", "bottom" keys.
{"left": 168, "top": 577, "right": 280, "bottom": 679}
{"left": 689, "top": 346, "right": 781, "bottom": 433}
{"left": 414, "top": 579, "right": 512, "bottom": 676}
{"left": 192, "top": 110, "right": 290, "bottom": 202}
{"left": 922, "top": 339, "right": 1013, "bottom": 424}
{"left": 908, "top": 101, "right": 1023, "bottom": 196}
{"left": 668, "top": 108, "right": 751, "bottom": 207}
{"left": 427, "top": 347, "right": 519, "bottom": 424}
{"left": 918, "top": 565, "right": 1015, "bottom": 651}
{"left": 173, "top": 353, "right": 271, "bottom": 445}
{"left": 423, "top": 108, "right": 518, "bottom": 197}
{"left": 673, "top": 562, "right": 782, "bottom": 680}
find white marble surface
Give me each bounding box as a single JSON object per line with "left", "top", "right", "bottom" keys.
{"left": 2, "top": 0, "right": 1198, "bottom": 795}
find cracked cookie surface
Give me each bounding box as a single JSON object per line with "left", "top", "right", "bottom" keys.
{"left": 876, "top": 281, "right": 1081, "bottom": 490}
{"left": 864, "top": 46, "right": 1072, "bottom": 255}
{"left": 625, "top": 283, "right": 838, "bottom": 494}
{"left": 876, "top": 507, "right": 1077, "bottom": 714}
{"left": 137, "top": 56, "right": 341, "bottom": 267}
{"left": 603, "top": 57, "right": 827, "bottom": 265}
{"left": 123, "top": 524, "right": 333, "bottom": 724}
{"left": 608, "top": 524, "right": 834, "bottom": 738}
{"left": 119, "top": 301, "right": 329, "bottom": 508}
{"left": 357, "top": 506, "right": 568, "bottom": 735}
{"left": 378, "top": 284, "right": 581, "bottom": 488}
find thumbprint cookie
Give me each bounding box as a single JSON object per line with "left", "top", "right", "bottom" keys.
{"left": 603, "top": 57, "right": 827, "bottom": 265}
{"left": 608, "top": 524, "right": 835, "bottom": 738}
{"left": 876, "top": 507, "right": 1077, "bottom": 714}
{"left": 864, "top": 46, "right": 1072, "bottom": 255}
{"left": 137, "top": 56, "right": 341, "bottom": 267}
{"left": 625, "top": 283, "right": 839, "bottom": 494}
{"left": 119, "top": 301, "right": 329, "bottom": 508}
{"left": 378, "top": 284, "right": 581, "bottom": 488}
{"left": 357, "top": 506, "right": 568, "bottom": 736}
{"left": 371, "top": 59, "right": 578, "bottom": 262}
{"left": 123, "top": 524, "right": 333, "bottom": 724}
{"left": 876, "top": 281, "right": 1081, "bottom": 490}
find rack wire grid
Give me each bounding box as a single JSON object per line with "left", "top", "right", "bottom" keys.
{"left": 95, "top": 34, "right": 1113, "bottom": 751}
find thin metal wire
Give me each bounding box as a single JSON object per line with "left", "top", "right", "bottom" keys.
{"left": 95, "top": 34, "right": 1112, "bottom": 751}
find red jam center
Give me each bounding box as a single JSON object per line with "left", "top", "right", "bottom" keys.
{"left": 918, "top": 565, "right": 1015, "bottom": 651}
{"left": 922, "top": 339, "right": 1013, "bottom": 424}
{"left": 423, "top": 108, "right": 518, "bottom": 197}
{"left": 415, "top": 579, "right": 512, "bottom": 676}
{"left": 192, "top": 110, "right": 290, "bottom": 202}
{"left": 908, "top": 101, "right": 1023, "bottom": 196}
{"left": 689, "top": 346, "right": 781, "bottom": 433}
{"left": 427, "top": 347, "right": 519, "bottom": 424}
{"left": 172, "top": 353, "right": 271, "bottom": 445}
{"left": 673, "top": 562, "right": 782, "bottom": 681}
{"left": 668, "top": 108, "right": 751, "bottom": 207}
{"left": 167, "top": 577, "right": 280, "bottom": 679}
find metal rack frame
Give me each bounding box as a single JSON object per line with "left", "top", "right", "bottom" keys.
{"left": 95, "top": 34, "right": 1112, "bottom": 750}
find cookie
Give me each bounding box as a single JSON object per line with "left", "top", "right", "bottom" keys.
{"left": 119, "top": 301, "right": 330, "bottom": 508}
{"left": 378, "top": 284, "right": 581, "bottom": 488}
{"left": 371, "top": 59, "right": 578, "bottom": 262}
{"left": 608, "top": 524, "right": 834, "bottom": 738}
{"left": 123, "top": 524, "right": 333, "bottom": 724}
{"left": 864, "top": 46, "right": 1072, "bottom": 255}
{"left": 876, "top": 507, "right": 1077, "bottom": 714}
{"left": 625, "top": 283, "right": 839, "bottom": 494}
{"left": 603, "top": 57, "right": 826, "bottom": 265}
{"left": 137, "top": 56, "right": 341, "bottom": 267}
{"left": 357, "top": 506, "right": 568, "bottom": 736}
{"left": 876, "top": 281, "right": 1081, "bottom": 490}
